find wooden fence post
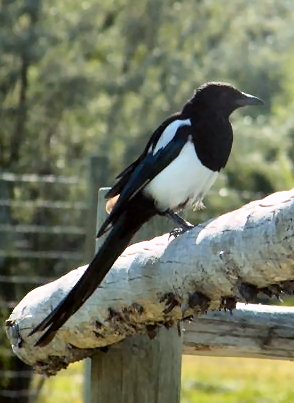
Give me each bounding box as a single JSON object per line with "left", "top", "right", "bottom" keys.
{"left": 84, "top": 156, "right": 109, "bottom": 261}
{"left": 84, "top": 157, "right": 108, "bottom": 403}
{"left": 88, "top": 188, "right": 183, "bottom": 403}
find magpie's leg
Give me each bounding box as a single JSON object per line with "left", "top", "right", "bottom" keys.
{"left": 164, "top": 209, "right": 194, "bottom": 238}
{"left": 165, "top": 209, "right": 193, "bottom": 230}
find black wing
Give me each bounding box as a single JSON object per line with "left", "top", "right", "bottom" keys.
{"left": 105, "top": 113, "right": 181, "bottom": 199}
{"left": 98, "top": 123, "right": 191, "bottom": 237}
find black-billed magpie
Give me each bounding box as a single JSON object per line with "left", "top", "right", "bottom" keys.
{"left": 30, "top": 82, "right": 263, "bottom": 346}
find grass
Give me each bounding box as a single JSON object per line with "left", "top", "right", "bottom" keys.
{"left": 181, "top": 356, "right": 294, "bottom": 403}
{"left": 35, "top": 356, "right": 294, "bottom": 402}
{"left": 35, "top": 362, "right": 83, "bottom": 403}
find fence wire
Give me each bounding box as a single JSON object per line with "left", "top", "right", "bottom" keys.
{"left": 0, "top": 169, "right": 88, "bottom": 403}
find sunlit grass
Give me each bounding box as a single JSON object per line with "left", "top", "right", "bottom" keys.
{"left": 36, "top": 362, "right": 83, "bottom": 403}
{"left": 181, "top": 356, "right": 294, "bottom": 403}
{"left": 34, "top": 356, "right": 294, "bottom": 403}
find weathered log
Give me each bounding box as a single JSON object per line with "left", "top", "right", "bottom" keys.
{"left": 5, "top": 189, "right": 294, "bottom": 375}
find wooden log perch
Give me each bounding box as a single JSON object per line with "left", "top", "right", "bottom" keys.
{"left": 5, "top": 189, "right": 294, "bottom": 375}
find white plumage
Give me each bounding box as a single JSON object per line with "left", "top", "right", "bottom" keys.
{"left": 144, "top": 136, "right": 218, "bottom": 212}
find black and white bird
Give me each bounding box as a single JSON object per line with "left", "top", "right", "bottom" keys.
{"left": 30, "top": 82, "right": 263, "bottom": 346}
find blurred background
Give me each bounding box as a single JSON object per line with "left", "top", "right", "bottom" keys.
{"left": 1, "top": 0, "right": 294, "bottom": 401}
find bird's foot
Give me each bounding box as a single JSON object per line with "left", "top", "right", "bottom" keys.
{"left": 169, "top": 225, "right": 194, "bottom": 239}
{"left": 169, "top": 228, "right": 184, "bottom": 238}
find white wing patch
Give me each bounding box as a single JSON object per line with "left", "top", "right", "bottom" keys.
{"left": 151, "top": 119, "right": 191, "bottom": 154}
{"left": 144, "top": 139, "right": 218, "bottom": 212}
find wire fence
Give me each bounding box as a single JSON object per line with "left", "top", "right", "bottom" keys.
{"left": 0, "top": 167, "right": 89, "bottom": 403}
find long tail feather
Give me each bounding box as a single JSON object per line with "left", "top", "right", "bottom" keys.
{"left": 30, "top": 194, "right": 156, "bottom": 347}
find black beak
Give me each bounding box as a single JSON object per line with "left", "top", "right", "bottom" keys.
{"left": 236, "top": 92, "right": 264, "bottom": 107}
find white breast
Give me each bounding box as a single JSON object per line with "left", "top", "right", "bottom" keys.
{"left": 144, "top": 139, "right": 218, "bottom": 212}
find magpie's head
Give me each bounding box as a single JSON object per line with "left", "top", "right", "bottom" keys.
{"left": 190, "top": 82, "right": 264, "bottom": 116}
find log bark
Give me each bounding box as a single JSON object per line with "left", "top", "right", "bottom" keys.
{"left": 5, "top": 189, "right": 294, "bottom": 375}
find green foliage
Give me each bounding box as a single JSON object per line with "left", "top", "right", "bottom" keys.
{"left": 2, "top": 0, "right": 294, "bottom": 192}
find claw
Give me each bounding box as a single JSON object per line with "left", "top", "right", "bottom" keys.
{"left": 169, "top": 228, "right": 183, "bottom": 238}
{"left": 169, "top": 226, "right": 193, "bottom": 239}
